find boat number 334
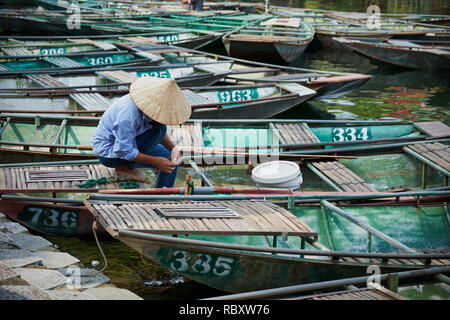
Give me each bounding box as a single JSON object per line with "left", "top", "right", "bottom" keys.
{"left": 332, "top": 127, "right": 371, "bottom": 142}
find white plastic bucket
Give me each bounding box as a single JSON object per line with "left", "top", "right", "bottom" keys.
{"left": 251, "top": 161, "right": 303, "bottom": 190}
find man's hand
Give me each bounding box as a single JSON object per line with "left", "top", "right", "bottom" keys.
{"left": 170, "top": 146, "right": 183, "bottom": 166}
{"left": 153, "top": 157, "right": 176, "bottom": 174}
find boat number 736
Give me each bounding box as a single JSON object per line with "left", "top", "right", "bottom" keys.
{"left": 168, "top": 250, "right": 235, "bottom": 277}
{"left": 332, "top": 127, "right": 371, "bottom": 142}
{"left": 26, "top": 207, "right": 77, "bottom": 228}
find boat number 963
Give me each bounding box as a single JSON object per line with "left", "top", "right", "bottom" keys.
{"left": 332, "top": 127, "right": 371, "bottom": 142}
{"left": 87, "top": 56, "right": 114, "bottom": 65}
{"left": 218, "top": 89, "right": 257, "bottom": 103}
{"left": 168, "top": 250, "right": 235, "bottom": 277}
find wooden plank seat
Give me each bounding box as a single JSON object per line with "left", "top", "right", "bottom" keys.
{"left": 0, "top": 164, "right": 127, "bottom": 193}
{"left": 340, "top": 256, "right": 450, "bottom": 266}
{"left": 405, "top": 142, "right": 450, "bottom": 173}
{"left": 26, "top": 74, "right": 67, "bottom": 88}
{"left": 310, "top": 161, "right": 378, "bottom": 192}
{"left": 85, "top": 199, "right": 318, "bottom": 239}
{"left": 42, "top": 56, "right": 84, "bottom": 68}
{"left": 1, "top": 47, "right": 33, "bottom": 56}
{"left": 68, "top": 38, "right": 117, "bottom": 51}
{"left": 26, "top": 74, "right": 110, "bottom": 110}
{"left": 274, "top": 123, "right": 320, "bottom": 144}
{"left": 295, "top": 286, "right": 405, "bottom": 300}
{"left": 167, "top": 123, "right": 204, "bottom": 148}
{"left": 69, "top": 92, "right": 110, "bottom": 111}
{"left": 182, "top": 89, "right": 212, "bottom": 105}
{"left": 96, "top": 70, "right": 138, "bottom": 83}
{"left": 414, "top": 121, "right": 450, "bottom": 138}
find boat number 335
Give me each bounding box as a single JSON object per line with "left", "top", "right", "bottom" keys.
{"left": 332, "top": 127, "right": 371, "bottom": 142}
{"left": 166, "top": 250, "right": 235, "bottom": 277}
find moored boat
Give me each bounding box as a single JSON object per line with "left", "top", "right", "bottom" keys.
{"left": 222, "top": 16, "right": 315, "bottom": 64}
{"left": 334, "top": 37, "right": 450, "bottom": 70}
{"left": 82, "top": 192, "right": 450, "bottom": 293}
{"left": 2, "top": 115, "right": 449, "bottom": 163}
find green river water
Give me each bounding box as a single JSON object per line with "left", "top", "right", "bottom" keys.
{"left": 1, "top": 0, "right": 449, "bottom": 300}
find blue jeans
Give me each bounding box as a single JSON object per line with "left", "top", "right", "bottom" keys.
{"left": 97, "top": 124, "right": 178, "bottom": 188}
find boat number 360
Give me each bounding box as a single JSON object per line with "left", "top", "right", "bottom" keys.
{"left": 332, "top": 127, "right": 371, "bottom": 142}
{"left": 169, "top": 250, "right": 234, "bottom": 276}
{"left": 87, "top": 56, "right": 114, "bottom": 65}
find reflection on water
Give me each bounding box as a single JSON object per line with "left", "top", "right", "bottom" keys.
{"left": 279, "top": 47, "right": 450, "bottom": 124}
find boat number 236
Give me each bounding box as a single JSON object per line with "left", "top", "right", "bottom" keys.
{"left": 332, "top": 127, "right": 370, "bottom": 142}
{"left": 169, "top": 250, "right": 234, "bottom": 277}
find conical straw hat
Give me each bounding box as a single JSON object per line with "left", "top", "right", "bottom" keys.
{"left": 129, "top": 77, "right": 192, "bottom": 125}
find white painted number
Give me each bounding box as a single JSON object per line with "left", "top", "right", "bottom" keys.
{"left": 168, "top": 250, "right": 234, "bottom": 277}
{"left": 213, "top": 256, "right": 234, "bottom": 276}
{"left": 87, "top": 56, "right": 114, "bottom": 65}
{"left": 332, "top": 127, "right": 370, "bottom": 142}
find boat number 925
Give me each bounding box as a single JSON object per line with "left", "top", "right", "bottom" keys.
{"left": 332, "top": 127, "right": 371, "bottom": 142}
{"left": 167, "top": 250, "right": 235, "bottom": 277}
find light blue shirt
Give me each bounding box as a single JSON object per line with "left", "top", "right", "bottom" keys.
{"left": 92, "top": 94, "right": 154, "bottom": 161}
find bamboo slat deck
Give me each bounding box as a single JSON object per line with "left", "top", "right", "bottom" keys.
{"left": 0, "top": 163, "right": 125, "bottom": 193}
{"left": 273, "top": 123, "right": 320, "bottom": 144}
{"left": 26, "top": 74, "right": 110, "bottom": 111}
{"left": 405, "top": 142, "right": 450, "bottom": 172}
{"left": 85, "top": 200, "right": 318, "bottom": 238}
{"left": 311, "top": 161, "right": 378, "bottom": 192}
{"left": 1, "top": 47, "right": 33, "bottom": 56}
{"left": 68, "top": 38, "right": 117, "bottom": 50}
{"left": 97, "top": 70, "right": 138, "bottom": 83}
{"left": 340, "top": 255, "right": 450, "bottom": 267}
{"left": 167, "top": 123, "right": 205, "bottom": 148}
{"left": 294, "top": 286, "right": 406, "bottom": 300}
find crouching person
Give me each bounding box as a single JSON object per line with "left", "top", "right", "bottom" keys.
{"left": 92, "top": 77, "right": 192, "bottom": 188}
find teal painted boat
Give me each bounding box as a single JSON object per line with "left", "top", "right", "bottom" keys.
{"left": 0, "top": 50, "right": 165, "bottom": 75}
{"left": 0, "top": 42, "right": 373, "bottom": 99}
{"left": 0, "top": 115, "right": 448, "bottom": 165}
{"left": 83, "top": 193, "right": 450, "bottom": 293}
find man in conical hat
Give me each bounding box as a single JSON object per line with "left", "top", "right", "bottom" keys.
{"left": 92, "top": 77, "right": 191, "bottom": 188}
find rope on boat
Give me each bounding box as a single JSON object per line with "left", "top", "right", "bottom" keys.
{"left": 91, "top": 221, "right": 108, "bottom": 275}
{"left": 77, "top": 176, "right": 140, "bottom": 189}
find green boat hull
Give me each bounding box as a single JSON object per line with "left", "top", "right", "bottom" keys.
{"left": 111, "top": 201, "right": 450, "bottom": 293}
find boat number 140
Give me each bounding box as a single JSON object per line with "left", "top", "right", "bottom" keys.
{"left": 332, "top": 127, "right": 370, "bottom": 142}
{"left": 169, "top": 250, "right": 234, "bottom": 277}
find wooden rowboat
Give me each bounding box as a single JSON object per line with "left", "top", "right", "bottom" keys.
{"left": 1, "top": 115, "right": 449, "bottom": 163}
{"left": 334, "top": 37, "right": 450, "bottom": 70}
{"left": 0, "top": 50, "right": 164, "bottom": 76}
{"left": 0, "top": 81, "right": 316, "bottom": 120}
{"left": 222, "top": 16, "right": 315, "bottom": 64}
{"left": 83, "top": 193, "right": 450, "bottom": 293}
